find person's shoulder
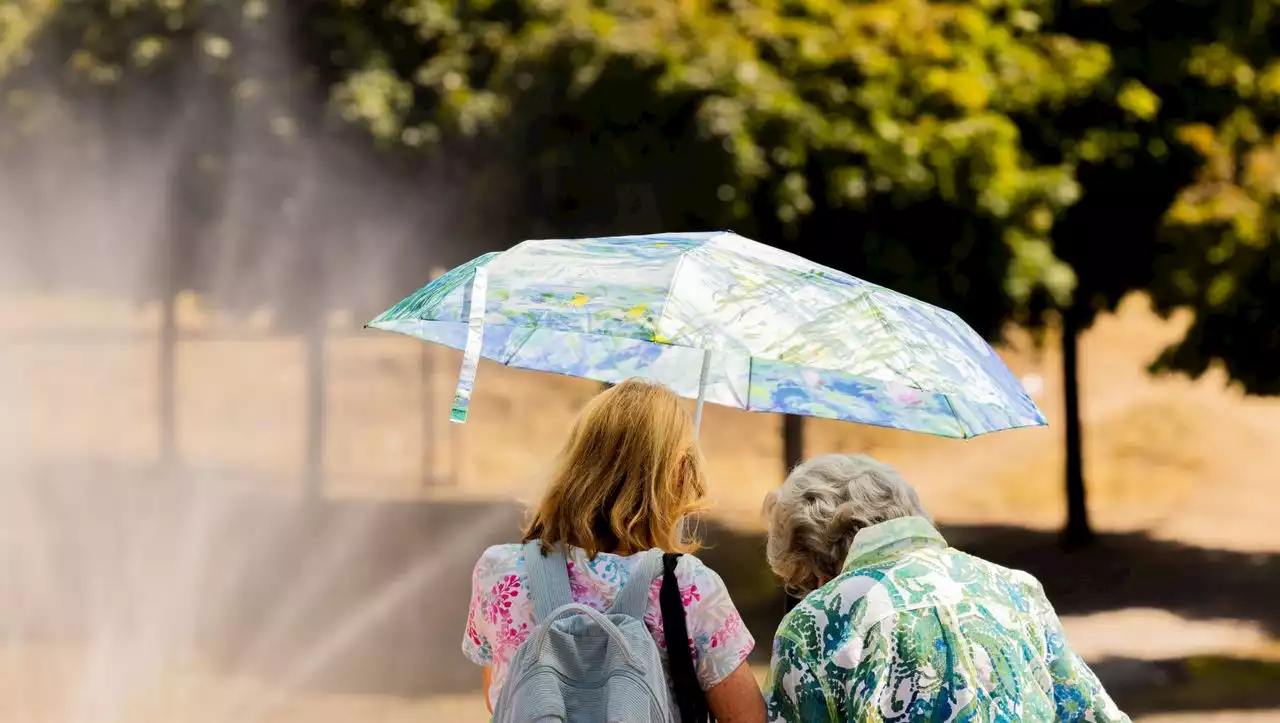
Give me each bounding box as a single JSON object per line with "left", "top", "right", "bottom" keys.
{"left": 670, "top": 552, "right": 725, "bottom": 582}
{"left": 470, "top": 543, "right": 524, "bottom": 581}
{"left": 670, "top": 551, "right": 711, "bottom": 574}
{"left": 479, "top": 542, "right": 524, "bottom": 562}
{"left": 1003, "top": 565, "right": 1050, "bottom": 602}
{"left": 665, "top": 552, "right": 736, "bottom": 598}
{"left": 951, "top": 549, "right": 1050, "bottom": 601}
{"left": 1003, "top": 565, "right": 1046, "bottom": 590}
{"left": 950, "top": 548, "right": 1041, "bottom": 585}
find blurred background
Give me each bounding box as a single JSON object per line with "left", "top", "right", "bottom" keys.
{"left": 1, "top": 0, "right": 1279, "bottom": 721}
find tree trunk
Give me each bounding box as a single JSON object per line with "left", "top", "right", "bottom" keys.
{"left": 421, "top": 343, "right": 436, "bottom": 487}
{"left": 158, "top": 287, "right": 177, "bottom": 476}
{"left": 1061, "top": 306, "right": 1093, "bottom": 548}
{"left": 782, "top": 414, "right": 804, "bottom": 475}
{"left": 782, "top": 414, "right": 805, "bottom": 613}
{"left": 304, "top": 318, "right": 326, "bottom": 500}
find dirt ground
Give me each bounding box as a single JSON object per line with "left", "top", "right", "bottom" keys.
{"left": 1, "top": 292, "right": 1278, "bottom": 721}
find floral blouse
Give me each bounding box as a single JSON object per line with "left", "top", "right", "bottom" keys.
{"left": 767, "top": 517, "right": 1129, "bottom": 723}
{"left": 463, "top": 542, "right": 755, "bottom": 712}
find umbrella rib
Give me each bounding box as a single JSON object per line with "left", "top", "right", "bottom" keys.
{"left": 498, "top": 313, "right": 545, "bottom": 367}
{"left": 653, "top": 251, "right": 693, "bottom": 348}
{"left": 857, "top": 289, "right": 930, "bottom": 392}
{"left": 940, "top": 393, "right": 969, "bottom": 440}
{"left": 858, "top": 290, "right": 972, "bottom": 436}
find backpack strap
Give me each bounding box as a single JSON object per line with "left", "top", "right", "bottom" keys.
{"left": 523, "top": 540, "right": 574, "bottom": 623}
{"left": 661, "top": 553, "right": 711, "bottom": 723}
{"left": 607, "top": 548, "right": 664, "bottom": 619}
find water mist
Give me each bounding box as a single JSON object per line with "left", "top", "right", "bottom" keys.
{"left": 0, "top": 10, "right": 520, "bottom": 722}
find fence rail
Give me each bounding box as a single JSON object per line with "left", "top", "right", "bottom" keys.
{"left": 0, "top": 324, "right": 456, "bottom": 497}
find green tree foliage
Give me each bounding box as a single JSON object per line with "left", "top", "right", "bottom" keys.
{"left": 0, "top": 0, "right": 463, "bottom": 325}
{"left": 1, "top": 0, "right": 281, "bottom": 300}
{"left": 0, "top": 0, "right": 53, "bottom": 78}
{"left": 317, "top": 0, "right": 1114, "bottom": 514}
{"left": 8, "top": 0, "right": 1278, "bottom": 541}
{"left": 4, "top": 0, "right": 1115, "bottom": 526}
{"left": 2, "top": 0, "right": 1114, "bottom": 327}
{"left": 1155, "top": 115, "right": 1280, "bottom": 392}
{"left": 1142, "top": 5, "right": 1280, "bottom": 394}
{"left": 1024, "top": 0, "right": 1280, "bottom": 544}
{"left": 321, "top": 0, "right": 1112, "bottom": 332}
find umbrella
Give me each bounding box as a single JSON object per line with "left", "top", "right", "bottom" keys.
{"left": 367, "top": 231, "right": 1045, "bottom": 439}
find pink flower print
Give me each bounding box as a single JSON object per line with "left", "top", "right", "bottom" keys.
{"left": 466, "top": 618, "right": 482, "bottom": 647}
{"left": 647, "top": 578, "right": 664, "bottom": 602}
{"left": 709, "top": 611, "right": 743, "bottom": 650}
{"left": 679, "top": 583, "right": 701, "bottom": 607}
{"left": 887, "top": 381, "right": 925, "bottom": 406}
{"left": 566, "top": 561, "right": 591, "bottom": 600}
{"left": 645, "top": 610, "right": 665, "bottom": 646}
{"left": 483, "top": 575, "right": 522, "bottom": 625}
{"left": 646, "top": 579, "right": 700, "bottom": 607}
{"left": 495, "top": 622, "right": 530, "bottom": 658}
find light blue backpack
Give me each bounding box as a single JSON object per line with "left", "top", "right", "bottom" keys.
{"left": 492, "top": 541, "right": 677, "bottom": 723}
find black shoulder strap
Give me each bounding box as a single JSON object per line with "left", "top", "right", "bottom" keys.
{"left": 661, "top": 553, "right": 711, "bottom": 723}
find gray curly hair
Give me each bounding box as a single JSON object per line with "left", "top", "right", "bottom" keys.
{"left": 763, "top": 454, "right": 929, "bottom": 596}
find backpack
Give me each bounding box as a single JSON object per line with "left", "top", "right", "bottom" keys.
{"left": 491, "top": 541, "right": 677, "bottom": 723}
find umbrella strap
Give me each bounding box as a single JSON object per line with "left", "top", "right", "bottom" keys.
{"left": 450, "top": 265, "right": 489, "bottom": 424}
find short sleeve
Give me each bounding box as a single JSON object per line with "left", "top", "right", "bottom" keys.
{"left": 678, "top": 556, "right": 755, "bottom": 689}
{"left": 462, "top": 550, "right": 497, "bottom": 667}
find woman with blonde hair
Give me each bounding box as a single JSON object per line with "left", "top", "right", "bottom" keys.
{"left": 462, "top": 378, "right": 765, "bottom": 722}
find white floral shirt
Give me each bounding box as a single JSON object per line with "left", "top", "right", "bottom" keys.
{"left": 463, "top": 543, "right": 755, "bottom": 711}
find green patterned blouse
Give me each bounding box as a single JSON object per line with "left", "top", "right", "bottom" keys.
{"left": 765, "top": 517, "right": 1129, "bottom": 722}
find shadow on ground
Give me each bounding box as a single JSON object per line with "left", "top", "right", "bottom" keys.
{"left": 942, "top": 525, "right": 1280, "bottom": 637}
{"left": 2, "top": 465, "right": 1278, "bottom": 718}
{"left": 1092, "top": 655, "right": 1280, "bottom": 715}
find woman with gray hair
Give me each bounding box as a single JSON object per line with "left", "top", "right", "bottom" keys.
{"left": 762, "top": 454, "right": 1129, "bottom": 722}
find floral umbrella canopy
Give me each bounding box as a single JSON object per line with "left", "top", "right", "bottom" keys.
{"left": 367, "top": 231, "right": 1045, "bottom": 439}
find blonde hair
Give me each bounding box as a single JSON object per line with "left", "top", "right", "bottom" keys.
{"left": 523, "top": 379, "right": 709, "bottom": 558}
{"left": 764, "top": 454, "right": 928, "bottom": 596}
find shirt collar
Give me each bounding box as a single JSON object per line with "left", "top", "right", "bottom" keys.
{"left": 842, "top": 516, "right": 946, "bottom": 572}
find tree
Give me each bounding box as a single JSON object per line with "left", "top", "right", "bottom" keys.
{"left": 1152, "top": 116, "right": 1280, "bottom": 391}
{"left": 322, "top": 0, "right": 1106, "bottom": 305}
{"left": 1139, "top": 8, "right": 1280, "bottom": 394}
{"left": 1024, "top": 0, "right": 1280, "bottom": 545}
{"left": 0, "top": 0, "right": 483, "bottom": 488}
{"left": 23, "top": 0, "right": 1249, "bottom": 541}
{"left": 320, "top": 0, "right": 1114, "bottom": 500}
{"left": 0, "top": 0, "right": 490, "bottom": 316}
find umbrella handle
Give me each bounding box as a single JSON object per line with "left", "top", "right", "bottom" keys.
{"left": 693, "top": 348, "right": 711, "bottom": 437}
